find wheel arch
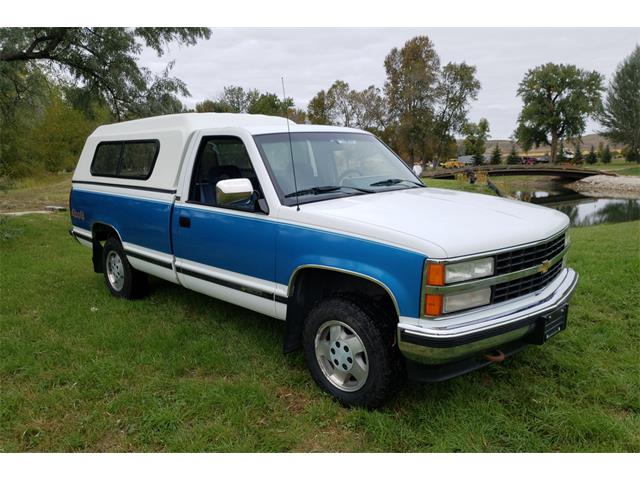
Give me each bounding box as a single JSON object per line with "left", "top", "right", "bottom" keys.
{"left": 90, "top": 222, "right": 124, "bottom": 273}
{"left": 283, "top": 265, "right": 400, "bottom": 353}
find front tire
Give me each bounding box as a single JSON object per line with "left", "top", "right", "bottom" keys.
{"left": 102, "top": 236, "right": 148, "bottom": 299}
{"left": 302, "top": 297, "right": 402, "bottom": 408}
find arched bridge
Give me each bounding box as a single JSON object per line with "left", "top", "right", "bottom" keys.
{"left": 423, "top": 165, "right": 616, "bottom": 180}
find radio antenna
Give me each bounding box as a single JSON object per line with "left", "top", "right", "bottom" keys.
{"left": 281, "top": 77, "right": 300, "bottom": 211}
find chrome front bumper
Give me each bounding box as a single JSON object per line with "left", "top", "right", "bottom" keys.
{"left": 398, "top": 267, "right": 579, "bottom": 365}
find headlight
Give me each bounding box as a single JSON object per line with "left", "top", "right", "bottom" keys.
{"left": 443, "top": 288, "right": 491, "bottom": 313}
{"left": 445, "top": 257, "right": 494, "bottom": 284}
{"left": 423, "top": 257, "right": 495, "bottom": 317}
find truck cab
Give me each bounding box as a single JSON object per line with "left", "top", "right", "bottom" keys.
{"left": 70, "top": 113, "right": 578, "bottom": 407}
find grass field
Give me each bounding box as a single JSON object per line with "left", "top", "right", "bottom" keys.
{"left": 0, "top": 174, "right": 72, "bottom": 213}
{"left": 1, "top": 212, "right": 638, "bottom": 452}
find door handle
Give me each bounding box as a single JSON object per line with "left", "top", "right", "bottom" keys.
{"left": 179, "top": 216, "right": 191, "bottom": 228}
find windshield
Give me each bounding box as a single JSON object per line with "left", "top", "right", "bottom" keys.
{"left": 253, "top": 132, "right": 422, "bottom": 205}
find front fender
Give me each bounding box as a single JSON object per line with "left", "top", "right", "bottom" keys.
{"left": 275, "top": 222, "right": 425, "bottom": 318}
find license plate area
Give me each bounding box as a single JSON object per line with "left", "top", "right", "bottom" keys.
{"left": 528, "top": 304, "right": 568, "bottom": 345}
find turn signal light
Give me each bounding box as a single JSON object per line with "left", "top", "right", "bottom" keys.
{"left": 426, "top": 263, "right": 445, "bottom": 286}
{"left": 424, "top": 294, "right": 443, "bottom": 316}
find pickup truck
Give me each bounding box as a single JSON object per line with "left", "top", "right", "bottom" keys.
{"left": 69, "top": 113, "right": 578, "bottom": 407}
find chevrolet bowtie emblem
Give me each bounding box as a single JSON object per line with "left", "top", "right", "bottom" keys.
{"left": 539, "top": 259, "right": 551, "bottom": 273}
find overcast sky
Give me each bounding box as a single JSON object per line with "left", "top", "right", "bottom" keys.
{"left": 140, "top": 28, "right": 639, "bottom": 139}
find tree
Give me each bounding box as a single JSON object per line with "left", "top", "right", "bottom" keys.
{"left": 463, "top": 118, "right": 490, "bottom": 165}
{"left": 248, "top": 93, "right": 293, "bottom": 116}
{"left": 433, "top": 62, "right": 481, "bottom": 164}
{"left": 515, "top": 63, "right": 604, "bottom": 163}
{"left": 349, "top": 85, "right": 386, "bottom": 133}
{"left": 307, "top": 82, "right": 386, "bottom": 132}
{"left": 0, "top": 28, "right": 211, "bottom": 119}
{"left": 507, "top": 144, "right": 520, "bottom": 164}
{"left": 586, "top": 145, "right": 598, "bottom": 164}
{"left": 195, "top": 99, "right": 232, "bottom": 113}
{"left": 326, "top": 80, "right": 353, "bottom": 127}
{"left": 23, "top": 90, "right": 107, "bottom": 172}
{"left": 288, "top": 108, "right": 307, "bottom": 124}
{"left": 307, "top": 90, "right": 331, "bottom": 124}
{"left": 558, "top": 140, "right": 566, "bottom": 163}
{"left": 597, "top": 142, "right": 604, "bottom": 161}
{"left": 384, "top": 36, "right": 440, "bottom": 164}
{"left": 599, "top": 46, "right": 640, "bottom": 162}
{"left": 196, "top": 86, "right": 293, "bottom": 117}
{"left": 602, "top": 144, "right": 613, "bottom": 164}
{"left": 574, "top": 142, "right": 583, "bottom": 164}
{"left": 490, "top": 144, "right": 502, "bottom": 165}
{"left": 0, "top": 76, "right": 109, "bottom": 177}
{"left": 217, "top": 85, "right": 260, "bottom": 113}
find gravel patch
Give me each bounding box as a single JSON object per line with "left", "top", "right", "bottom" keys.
{"left": 568, "top": 175, "right": 640, "bottom": 199}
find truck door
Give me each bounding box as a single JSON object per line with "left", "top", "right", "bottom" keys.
{"left": 171, "top": 135, "right": 279, "bottom": 318}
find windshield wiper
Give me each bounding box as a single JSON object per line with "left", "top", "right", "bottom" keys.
{"left": 285, "top": 185, "right": 374, "bottom": 198}
{"left": 369, "top": 178, "right": 425, "bottom": 188}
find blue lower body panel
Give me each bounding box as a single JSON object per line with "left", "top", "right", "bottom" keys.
{"left": 70, "top": 189, "right": 172, "bottom": 254}
{"left": 71, "top": 189, "right": 425, "bottom": 317}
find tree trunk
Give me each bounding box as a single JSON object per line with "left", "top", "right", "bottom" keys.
{"left": 550, "top": 131, "right": 558, "bottom": 164}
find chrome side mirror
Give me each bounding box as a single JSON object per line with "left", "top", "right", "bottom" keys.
{"left": 216, "top": 178, "right": 254, "bottom": 206}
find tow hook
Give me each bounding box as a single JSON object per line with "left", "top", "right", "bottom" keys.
{"left": 484, "top": 350, "right": 505, "bottom": 363}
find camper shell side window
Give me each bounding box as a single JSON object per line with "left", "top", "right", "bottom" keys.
{"left": 90, "top": 140, "right": 160, "bottom": 180}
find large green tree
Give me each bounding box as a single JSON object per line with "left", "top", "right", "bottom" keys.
{"left": 463, "top": 118, "right": 490, "bottom": 165}
{"left": 433, "top": 62, "right": 481, "bottom": 164}
{"left": 0, "top": 27, "right": 211, "bottom": 119}
{"left": 515, "top": 63, "right": 604, "bottom": 163}
{"left": 384, "top": 36, "right": 440, "bottom": 164}
{"left": 599, "top": 46, "right": 640, "bottom": 162}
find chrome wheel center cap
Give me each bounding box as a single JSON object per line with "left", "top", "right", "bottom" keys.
{"left": 329, "top": 339, "right": 354, "bottom": 372}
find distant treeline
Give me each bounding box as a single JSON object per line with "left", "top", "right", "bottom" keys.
{"left": 1, "top": 28, "right": 638, "bottom": 181}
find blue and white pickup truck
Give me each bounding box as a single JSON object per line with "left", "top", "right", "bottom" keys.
{"left": 69, "top": 113, "right": 578, "bottom": 407}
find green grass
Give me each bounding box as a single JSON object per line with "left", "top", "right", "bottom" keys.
{"left": 0, "top": 173, "right": 72, "bottom": 213}
{"left": 597, "top": 158, "right": 640, "bottom": 176}
{"left": 423, "top": 178, "right": 497, "bottom": 195}
{"left": 1, "top": 213, "right": 639, "bottom": 452}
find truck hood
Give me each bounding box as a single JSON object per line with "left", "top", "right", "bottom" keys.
{"left": 292, "top": 187, "right": 569, "bottom": 258}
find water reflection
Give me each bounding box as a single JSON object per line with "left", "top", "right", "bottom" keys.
{"left": 552, "top": 198, "right": 640, "bottom": 227}
{"left": 509, "top": 186, "right": 640, "bottom": 227}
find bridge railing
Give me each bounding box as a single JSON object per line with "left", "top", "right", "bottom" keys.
{"left": 422, "top": 164, "right": 616, "bottom": 180}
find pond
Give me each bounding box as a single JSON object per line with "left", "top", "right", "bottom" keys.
{"left": 495, "top": 179, "right": 640, "bottom": 227}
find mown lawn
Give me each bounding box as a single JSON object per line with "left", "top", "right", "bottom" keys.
{"left": 0, "top": 213, "right": 638, "bottom": 452}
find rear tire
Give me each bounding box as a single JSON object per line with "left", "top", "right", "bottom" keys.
{"left": 102, "top": 236, "right": 148, "bottom": 299}
{"left": 302, "top": 296, "right": 403, "bottom": 408}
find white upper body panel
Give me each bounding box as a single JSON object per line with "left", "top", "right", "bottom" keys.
{"left": 275, "top": 187, "right": 569, "bottom": 259}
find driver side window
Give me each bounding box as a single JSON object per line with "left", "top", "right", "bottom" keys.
{"left": 188, "top": 136, "right": 264, "bottom": 211}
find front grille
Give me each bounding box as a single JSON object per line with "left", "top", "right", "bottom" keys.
{"left": 492, "top": 260, "right": 563, "bottom": 303}
{"left": 495, "top": 232, "right": 566, "bottom": 275}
